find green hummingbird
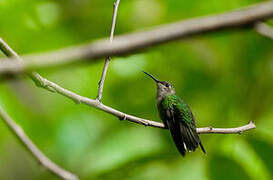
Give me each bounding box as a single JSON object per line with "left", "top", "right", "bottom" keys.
{"left": 143, "top": 71, "right": 206, "bottom": 156}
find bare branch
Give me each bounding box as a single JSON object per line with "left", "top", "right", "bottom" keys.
{"left": 0, "top": 106, "right": 78, "bottom": 180}
{"left": 97, "top": 0, "right": 120, "bottom": 101}
{"left": 255, "top": 22, "right": 273, "bottom": 39}
{"left": 0, "top": 39, "right": 256, "bottom": 134}
{"left": 1, "top": 1, "right": 273, "bottom": 75}
{"left": 197, "top": 121, "right": 256, "bottom": 134}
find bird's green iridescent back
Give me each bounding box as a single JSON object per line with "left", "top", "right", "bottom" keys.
{"left": 158, "top": 94, "right": 195, "bottom": 128}
{"left": 157, "top": 93, "right": 206, "bottom": 156}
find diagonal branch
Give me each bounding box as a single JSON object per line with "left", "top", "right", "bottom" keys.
{"left": 0, "top": 38, "right": 256, "bottom": 134}
{"left": 0, "top": 105, "right": 78, "bottom": 180}
{"left": 0, "top": 1, "right": 273, "bottom": 75}
{"left": 97, "top": 0, "right": 120, "bottom": 101}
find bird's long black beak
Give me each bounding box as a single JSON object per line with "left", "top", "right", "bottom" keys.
{"left": 143, "top": 71, "right": 160, "bottom": 83}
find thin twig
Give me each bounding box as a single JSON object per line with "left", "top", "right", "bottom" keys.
{"left": 255, "top": 22, "right": 273, "bottom": 39}
{"left": 1, "top": 1, "right": 273, "bottom": 74}
{"left": 197, "top": 121, "right": 255, "bottom": 134}
{"left": 0, "top": 105, "right": 78, "bottom": 180}
{"left": 97, "top": 0, "right": 120, "bottom": 101}
{"left": 0, "top": 39, "right": 256, "bottom": 134}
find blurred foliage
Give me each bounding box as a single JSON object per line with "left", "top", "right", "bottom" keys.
{"left": 0, "top": 0, "right": 273, "bottom": 179}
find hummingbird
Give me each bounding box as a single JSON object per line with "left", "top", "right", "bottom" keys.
{"left": 143, "top": 71, "right": 206, "bottom": 156}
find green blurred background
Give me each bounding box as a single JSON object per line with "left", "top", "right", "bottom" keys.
{"left": 0, "top": 0, "right": 273, "bottom": 179}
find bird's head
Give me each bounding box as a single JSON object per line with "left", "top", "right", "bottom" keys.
{"left": 143, "top": 71, "right": 175, "bottom": 100}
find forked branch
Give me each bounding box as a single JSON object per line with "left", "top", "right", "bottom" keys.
{"left": 0, "top": 38, "right": 256, "bottom": 134}
{"left": 97, "top": 0, "right": 120, "bottom": 101}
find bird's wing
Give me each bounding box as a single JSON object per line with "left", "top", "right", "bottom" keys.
{"left": 158, "top": 95, "right": 186, "bottom": 155}
{"left": 173, "top": 99, "right": 206, "bottom": 153}
{"left": 166, "top": 105, "right": 187, "bottom": 156}
{"left": 158, "top": 95, "right": 206, "bottom": 155}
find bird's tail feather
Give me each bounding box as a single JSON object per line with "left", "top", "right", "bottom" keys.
{"left": 199, "top": 142, "right": 206, "bottom": 154}
{"left": 169, "top": 120, "right": 206, "bottom": 156}
{"left": 180, "top": 124, "right": 199, "bottom": 152}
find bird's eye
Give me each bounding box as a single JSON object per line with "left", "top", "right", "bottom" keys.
{"left": 165, "top": 83, "right": 170, "bottom": 87}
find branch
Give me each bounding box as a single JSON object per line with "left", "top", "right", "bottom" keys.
{"left": 0, "top": 105, "right": 78, "bottom": 180}
{"left": 1, "top": 1, "right": 273, "bottom": 74}
{"left": 197, "top": 121, "right": 255, "bottom": 134}
{"left": 255, "top": 22, "right": 273, "bottom": 39}
{"left": 97, "top": 0, "right": 120, "bottom": 101}
{"left": 0, "top": 39, "right": 256, "bottom": 134}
